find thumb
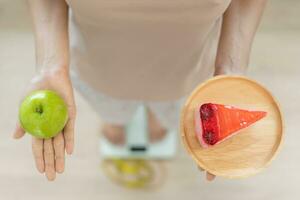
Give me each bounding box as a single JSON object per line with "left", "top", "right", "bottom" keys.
{"left": 13, "top": 122, "right": 25, "bottom": 139}
{"left": 206, "top": 172, "right": 216, "bottom": 181}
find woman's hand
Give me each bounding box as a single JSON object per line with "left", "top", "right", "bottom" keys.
{"left": 198, "top": 166, "right": 216, "bottom": 181}
{"left": 13, "top": 68, "right": 76, "bottom": 181}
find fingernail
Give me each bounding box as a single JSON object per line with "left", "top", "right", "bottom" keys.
{"left": 36, "top": 164, "right": 44, "bottom": 173}
{"left": 47, "top": 176, "right": 56, "bottom": 182}
{"left": 13, "top": 133, "right": 19, "bottom": 139}
{"left": 66, "top": 147, "right": 73, "bottom": 155}
{"left": 57, "top": 167, "right": 65, "bottom": 174}
{"left": 38, "top": 166, "right": 45, "bottom": 174}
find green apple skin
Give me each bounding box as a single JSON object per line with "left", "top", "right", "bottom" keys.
{"left": 19, "top": 90, "right": 68, "bottom": 139}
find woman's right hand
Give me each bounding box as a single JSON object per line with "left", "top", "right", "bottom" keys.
{"left": 13, "top": 67, "right": 76, "bottom": 181}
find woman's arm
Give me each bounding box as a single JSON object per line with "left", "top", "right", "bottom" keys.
{"left": 14, "top": 0, "right": 76, "bottom": 181}
{"left": 214, "top": 0, "right": 268, "bottom": 75}
{"left": 28, "top": 0, "right": 69, "bottom": 72}
{"left": 203, "top": 0, "right": 267, "bottom": 181}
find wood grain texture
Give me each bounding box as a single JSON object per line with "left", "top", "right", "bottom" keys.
{"left": 180, "top": 75, "right": 284, "bottom": 178}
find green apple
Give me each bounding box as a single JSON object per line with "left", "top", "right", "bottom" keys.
{"left": 19, "top": 90, "right": 68, "bottom": 139}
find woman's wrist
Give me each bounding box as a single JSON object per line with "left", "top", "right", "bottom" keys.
{"left": 38, "top": 63, "right": 70, "bottom": 78}
{"left": 215, "top": 49, "right": 249, "bottom": 76}
{"left": 214, "top": 65, "right": 247, "bottom": 76}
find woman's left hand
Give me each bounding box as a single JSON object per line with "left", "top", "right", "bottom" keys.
{"left": 198, "top": 67, "right": 245, "bottom": 181}
{"left": 198, "top": 166, "right": 216, "bottom": 181}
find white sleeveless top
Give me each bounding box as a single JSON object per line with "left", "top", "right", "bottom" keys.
{"left": 67, "top": 0, "right": 231, "bottom": 100}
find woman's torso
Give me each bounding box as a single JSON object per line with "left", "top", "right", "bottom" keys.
{"left": 67, "top": 0, "right": 231, "bottom": 100}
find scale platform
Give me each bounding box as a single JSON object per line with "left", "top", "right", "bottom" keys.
{"left": 100, "top": 105, "right": 177, "bottom": 159}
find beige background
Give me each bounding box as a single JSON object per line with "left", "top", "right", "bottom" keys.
{"left": 0, "top": 0, "right": 299, "bottom": 199}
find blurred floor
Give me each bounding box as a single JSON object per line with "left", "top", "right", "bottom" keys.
{"left": 0, "top": 0, "right": 299, "bottom": 200}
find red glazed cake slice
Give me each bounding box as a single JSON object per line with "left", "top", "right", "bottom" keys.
{"left": 195, "top": 103, "right": 267, "bottom": 148}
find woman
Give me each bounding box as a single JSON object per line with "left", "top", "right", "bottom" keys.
{"left": 13, "top": 0, "right": 267, "bottom": 181}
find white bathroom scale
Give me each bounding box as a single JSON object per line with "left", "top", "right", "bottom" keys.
{"left": 100, "top": 105, "right": 177, "bottom": 159}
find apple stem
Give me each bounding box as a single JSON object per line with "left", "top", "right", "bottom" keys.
{"left": 36, "top": 106, "right": 43, "bottom": 114}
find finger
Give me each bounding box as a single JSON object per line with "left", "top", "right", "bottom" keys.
{"left": 206, "top": 172, "right": 216, "bottom": 181}
{"left": 197, "top": 166, "right": 204, "bottom": 171}
{"left": 14, "top": 86, "right": 39, "bottom": 140}
{"left": 64, "top": 106, "right": 76, "bottom": 155}
{"left": 32, "top": 138, "right": 45, "bottom": 173}
{"left": 54, "top": 133, "right": 65, "bottom": 173}
{"left": 13, "top": 122, "right": 25, "bottom": 139}
{"left": 44, "top": 139, "right": 56, "bottom": 181}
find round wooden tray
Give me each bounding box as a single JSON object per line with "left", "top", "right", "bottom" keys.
{"left": 180, "top": 75, "right": 284, "bottom": 178}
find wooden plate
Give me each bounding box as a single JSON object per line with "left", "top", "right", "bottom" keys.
{"left": 180, "top": 75, "right": 284, "bottom": 178}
